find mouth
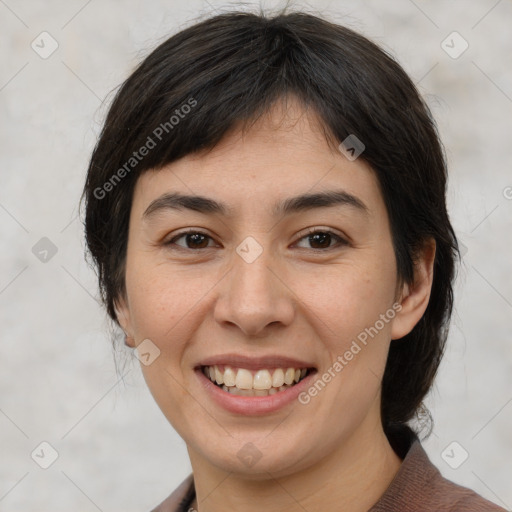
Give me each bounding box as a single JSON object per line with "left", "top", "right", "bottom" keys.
{"left": 199, "top": 364, "right": 316, "bottom": 397}
{"left": 194, "top": 354, "right": 318, "bottom": 417}
{"left": 193, "top": 353, "right": 318, "bottom": 415}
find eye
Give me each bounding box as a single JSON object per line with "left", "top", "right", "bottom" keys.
{"left": 294, "top": 228, "right": 348, "bottom": 251}
{"left": 164, "top": 228, "right": 348, "bottom": 252}
{"left": 165, "top": 229, "right": 216, "bottom": 250}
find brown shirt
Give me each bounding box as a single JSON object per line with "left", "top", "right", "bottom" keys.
{"left": 150, "top": 425, "right": 506, "bottom": 512}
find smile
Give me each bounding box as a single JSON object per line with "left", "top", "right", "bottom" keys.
{"left": 194, "top": 353, "right": 317, "bottom": 414}
{"left": 202, "top": 365, "right": 311, "bottom": 397}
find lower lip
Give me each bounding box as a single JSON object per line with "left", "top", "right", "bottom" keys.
{"left": 195, "top": 368, "right": 317, "bottom": 415}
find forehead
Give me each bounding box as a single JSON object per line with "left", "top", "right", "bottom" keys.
{"left": 131, "top": 97, "right": 384, "bottom": 221}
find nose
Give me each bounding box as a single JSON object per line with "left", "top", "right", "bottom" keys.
{"left": 213, "top": 243, "right": 295, "bottom": 337}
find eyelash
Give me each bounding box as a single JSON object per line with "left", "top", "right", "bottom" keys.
{"left": 164, "top": 227, "right": 348, "bottom": 252}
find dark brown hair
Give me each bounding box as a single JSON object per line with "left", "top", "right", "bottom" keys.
{"left": 80, "top": 8, "right": 460, "bottom": 436}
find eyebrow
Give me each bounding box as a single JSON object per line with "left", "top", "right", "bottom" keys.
{"left": 142, "top": 189, "right": 369, "bottom": 221}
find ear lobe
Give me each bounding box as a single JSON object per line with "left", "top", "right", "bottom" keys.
{"left": 123, "top": 334, "right": 136, "bottom": 348}
{"left": 390, "top": 239, "right": 436, "bottom": 341}
{"left": 114, "top": 298, "right": 136, "bottom": 348}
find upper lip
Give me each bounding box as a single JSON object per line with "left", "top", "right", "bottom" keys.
{"left": 196, "top": 353, "right": 316, "bottom": 371}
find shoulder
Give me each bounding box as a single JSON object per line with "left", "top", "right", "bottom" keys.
{"left": 370, "top": 425, "right": 507, "bottom": 512}
{"left": 415, "top": 461, "right": 507, "bottom": 511}
{"left": 415, "top": 447, "right": 506, "bottom": 512}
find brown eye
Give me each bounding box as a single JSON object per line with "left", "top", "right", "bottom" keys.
{"left": 295, "top": 229, "right": 347, "bottom": 250}
{"left": 164, "top": 228, "right": 347, "bottom": 252}
{"left": 166, "top": 230, "right": 214, "bottom": 250}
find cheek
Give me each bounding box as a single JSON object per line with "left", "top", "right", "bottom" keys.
{"left": 123, "top": 262, "right": 216, "bottom": 433}
{"left": 124, "top": 257, "right": 225, "bottom": 379}
{"left": 292, "top": 251, "right": 397, "bottom": 398}
{"left": 292, "top": 269, "right": 394, "bottom": 429}
{"left": 294, "top": 253, "right": 397, "bottom": 340}
{"left": 125, "top": 256, "right": 202, "bottom": 336}
{"left": 128, "top": 278, "right": 180, "bottom": 339}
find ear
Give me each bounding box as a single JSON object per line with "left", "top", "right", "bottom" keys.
{"left": 391, "top": 238, "right": 436, "bottom": 341}
{"left": 114, "top": 296, "right": 136, "bottom": 348}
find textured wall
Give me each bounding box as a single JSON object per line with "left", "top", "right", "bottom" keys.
{"left": 0, "top": 0, "right": 511, "bottom": 510}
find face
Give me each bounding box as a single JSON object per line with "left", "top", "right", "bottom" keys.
{"left": 116, "top": 96, "right": 424, "bottom": 479}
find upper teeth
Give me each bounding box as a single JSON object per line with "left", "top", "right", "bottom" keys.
{"left": 204, "top": 365, "right": 308, "bottom": 390}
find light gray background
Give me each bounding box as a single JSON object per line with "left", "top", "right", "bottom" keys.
{"left": 0, "top": 0, "right": 511, "bottom": 510}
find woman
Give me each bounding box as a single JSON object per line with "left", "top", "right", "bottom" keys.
{"left": 81, "top": 9, "right": 506, "bottom": 512}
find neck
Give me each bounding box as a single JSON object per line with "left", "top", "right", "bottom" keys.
{"left": 187, "top": 413, "right": 402, "bottom": 512}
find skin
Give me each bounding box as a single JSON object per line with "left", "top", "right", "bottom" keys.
{"left": 116, "top": 95, "right": 436, "bottom": 512}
